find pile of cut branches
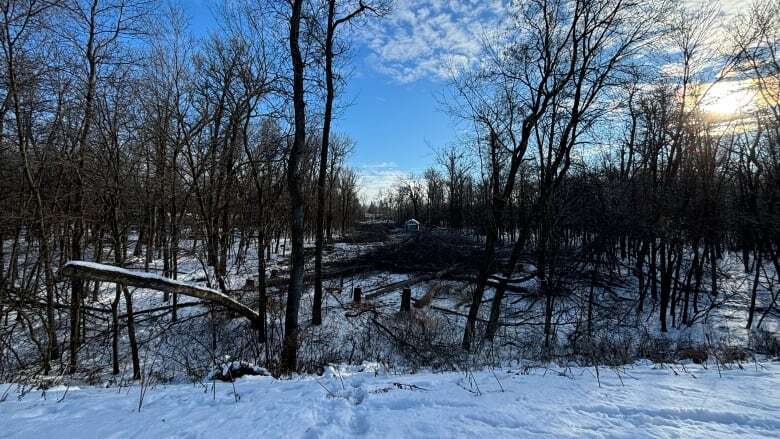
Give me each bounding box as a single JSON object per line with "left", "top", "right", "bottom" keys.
{"left": 345, "top": 231, "right": 483, "bottom": 272}
{"left": 340, "top": 222, "right": 392, "bottom": 244}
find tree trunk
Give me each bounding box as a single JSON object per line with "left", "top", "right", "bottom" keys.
{"left": 257, "top": 233, "right": 267, "bottom": 342}
{"left": 635, "top": 240, "right": 648, "bottom": 317}
{"left": 111, "top": 284, "right": 121, "bottom": 375}
{"left": 313, "top": 0, "right": 337, "bottom": 327}
{"left": 746, "top": 251, "right": 761, "bottom": 330}
{"left": 659, "top": 242, "right": 672, "bottom": 332}
{"left": 121, "top": 284, "right": 141, "bottom": 380}
{"left": 282, "top": 0, "right": 307, "bottom": 373}
{"left": 462, "top": 227, "right": 497, "bottom": 350}
{"left": 485, "top": 234, "right": 526, "bottom": 341}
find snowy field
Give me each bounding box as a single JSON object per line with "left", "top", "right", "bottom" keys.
{"left": 2, "top": 361, "right": 779, "bottom": 438}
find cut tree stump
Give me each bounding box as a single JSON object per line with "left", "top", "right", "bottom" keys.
{"left": 400, "top": 288, "right": 411, "bottom": 313}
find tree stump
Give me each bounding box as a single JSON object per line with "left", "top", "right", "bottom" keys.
{"left": 400, "top": 288, "right": 411, "bottom": 313}
{"left": 353, "top": 287, "right": 362, "bottom": 304}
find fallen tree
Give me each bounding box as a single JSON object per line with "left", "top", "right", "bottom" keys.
{"left": 59, "top": 261, "right": 262, "bottom": 326}
{"left": 259, "top": 265, "right": 370, "bottom": 290}
{"left": 446, "top": 273, "right": 536, "bottom": 295}
{"left": 365, "top": 267, "right": 459, "bottom": 300}
{"left": 414, "top": 283, "right": 448, "bottom": 309}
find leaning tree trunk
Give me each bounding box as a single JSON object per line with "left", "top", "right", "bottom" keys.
{"left": 485, "top": 233, "right": 528, "bottom": 341}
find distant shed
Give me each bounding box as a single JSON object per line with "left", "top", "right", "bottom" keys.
{"left": 404, "top": 218, "right": 421, "bottom": 232}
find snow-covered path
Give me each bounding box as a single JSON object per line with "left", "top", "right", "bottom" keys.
{"left": 2, "top": 362, "right": 779, "bottom": 438}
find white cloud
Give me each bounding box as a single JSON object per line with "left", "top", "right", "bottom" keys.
{"left": 362, "top": 0, "right": 506, "bottom": 83}
{"left": 713, "top": 0, "right": 750, "bottom": 17}
{"left": 356, "top": 162, "right": 407, "bottom": 202}
{"left": 363, "top": 0, "right": 753, "bottom": 84}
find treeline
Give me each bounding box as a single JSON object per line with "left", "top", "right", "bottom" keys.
{"left": 0, "top": 0, "right": 385, "bottom": 376}
{"left": 374, "top": 0, "right": 779, "bottom": 349}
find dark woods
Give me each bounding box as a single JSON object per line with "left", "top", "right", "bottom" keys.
{"left": 372, "top": 0, "right": 780, "bottom": 354}
{"left": 1, "top": 0, "right": 778, "bottom": 380}
{"left": 0, "top": 0, "right": 385, "bottom": 376}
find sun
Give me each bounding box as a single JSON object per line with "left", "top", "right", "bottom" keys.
{"left": 698, "top": 80, "right": 756, "bottom": 117}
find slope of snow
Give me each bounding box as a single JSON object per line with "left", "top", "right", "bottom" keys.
{"left": 2, "top": 361, "right": 779, "bottom": 438}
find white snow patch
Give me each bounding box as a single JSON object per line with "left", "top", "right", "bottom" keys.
{"left": 2, "top": 361, "right": 778, "bottom": 438}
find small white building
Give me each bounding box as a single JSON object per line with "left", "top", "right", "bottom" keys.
{"left": 404, "top": 218, "right": 421, "bottom": 232}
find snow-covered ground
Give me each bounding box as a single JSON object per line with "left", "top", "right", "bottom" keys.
{"left": 2, "top": 361, "right": 779, "bottom": 438}
{"left": 3, "top": 230, "right": 779, "bottom": 438}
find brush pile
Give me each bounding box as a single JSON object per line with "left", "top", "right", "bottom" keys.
{"left": 348, "top": 231, "right": 483, "bottom": 272}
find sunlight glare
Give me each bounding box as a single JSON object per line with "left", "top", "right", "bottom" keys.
{"left": 699, "top": 80, "right": 756, "bottom": 117}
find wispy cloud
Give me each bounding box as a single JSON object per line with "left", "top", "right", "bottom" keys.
{"left": 711, "top": 0, "right": 751, "bottom": 17}
{"left": 362, "top": 0, "right": 506, "bottom": 83}
{"left": 363, "top": 0, "right": 753, "bottom": 84}
{"left": 356, "top": 162, "right": 408, "bottom": 201}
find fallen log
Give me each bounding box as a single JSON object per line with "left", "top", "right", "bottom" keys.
{"left": 365, "top": 266, "right": 458, "bottom": 300}
{"left": 60, "top": 261, "right": 262, "bottom": 326}
{"left": 445, "top": 273, "right": 536, "bottom": 295}
{"left": 414, "top": 283, "right": 448, "bottom": 309}
{"left": 242, "top": 264, "right": 370, "bottom": 291}
{"left": 425, "top": 303, "right": 488, "bottom": 323}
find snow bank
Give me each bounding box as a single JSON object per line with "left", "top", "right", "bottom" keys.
{"left": 2, "top": 361, "right": 779, "bottom": 438}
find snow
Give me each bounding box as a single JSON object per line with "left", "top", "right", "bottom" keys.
{"left": 8, "top": 235, "right": 777, "bottom": 438}
{"left": 2, "top": 361, "right": 779, "bottom": 438}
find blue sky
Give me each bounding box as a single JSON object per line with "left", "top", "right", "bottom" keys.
{"left": 181, "top": 0, "right": 503, "bottom": 199}
{"left": 331, "top": 60, "right": 456, "bottom": 199}
{"left": 181, "top": 0, "right": 749, "bottom": 200}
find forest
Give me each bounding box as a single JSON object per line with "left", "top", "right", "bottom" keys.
{"left": 1, "top": 0, "right": 779, "bottom": 437}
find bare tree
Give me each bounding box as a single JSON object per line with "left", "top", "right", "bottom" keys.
{"left": 312, "top": 0, "right": 386, "bottom": 326}
{"left": 281, "top": 0, "right": 307, "bottom": 373}
{"left": 456, "top": 0, "right": 670, "bottom": 349}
